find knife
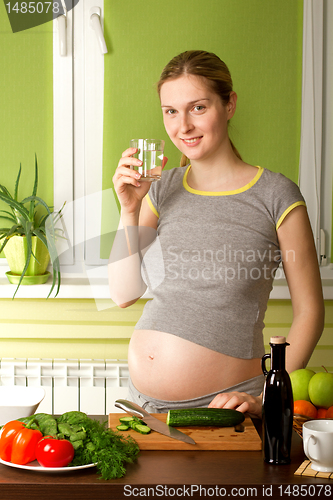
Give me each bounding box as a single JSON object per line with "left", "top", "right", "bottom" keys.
{"left": 115, "top": 399, "right": 196, "bottom": 445}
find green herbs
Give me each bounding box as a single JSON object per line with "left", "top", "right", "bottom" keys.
{"left": 18, "top": 411, "right": 140, "bottom": 480}
{"left": 68, "top": 417, "right": 140, "bottom": 479}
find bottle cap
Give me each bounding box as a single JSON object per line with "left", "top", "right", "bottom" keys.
{"left": 270, "top": 336, "right": 286, "bottom": 344}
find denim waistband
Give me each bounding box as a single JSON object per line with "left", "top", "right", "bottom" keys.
{"left": 127, "top": 374, "right": 265, "bottom": 413}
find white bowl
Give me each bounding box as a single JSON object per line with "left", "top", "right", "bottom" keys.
{"left": 0, "top": 386, "right": 45, "bottom": 426}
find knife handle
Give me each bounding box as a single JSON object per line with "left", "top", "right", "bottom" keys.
{"left": 115, "top": 399, "right": 146, "bottom": 418}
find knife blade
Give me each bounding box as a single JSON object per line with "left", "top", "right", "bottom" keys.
{"left": 115, "top": 399, "right": 196, "bottom": 445}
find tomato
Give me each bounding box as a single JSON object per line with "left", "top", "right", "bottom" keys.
{"left": 35, "top": 437, "right": 74, "bottom": 468}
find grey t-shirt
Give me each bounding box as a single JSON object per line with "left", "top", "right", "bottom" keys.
{"left": 135, "top": 166, "right": 306, "bottom": 359}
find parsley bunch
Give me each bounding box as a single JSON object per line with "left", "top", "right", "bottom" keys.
{"left": 71, "top": 418, "right": 139, "bottom": 479}
{"left": 57, "top": 413, "right": 140, "bottom": 480}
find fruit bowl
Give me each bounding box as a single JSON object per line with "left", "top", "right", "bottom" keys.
{"left": 293, "top": 414, "right": 333, "bottom": 438}
{"left": 293, "top": 414, "right": 312, "bottom": 438}
{"left": 0, "top": 386, "right": 45, "bottom": 426}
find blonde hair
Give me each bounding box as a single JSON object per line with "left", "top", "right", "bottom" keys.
{"left": 157, "top": 50, "right": 242, "bottom": 166}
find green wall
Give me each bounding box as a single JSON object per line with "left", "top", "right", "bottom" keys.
{"left": 0, "top": 3, "right": 53, "bottom": 257}
{"left": 102, "top": 0, "right": 303, "bottom": 179}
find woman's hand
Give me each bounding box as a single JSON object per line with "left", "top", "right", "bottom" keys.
{"left": 113, "top": 148, "right": 151, "bottom": 216}
{"left": 208, "top": 391, "right": 262, "bottom": 419}
{"left": 113, "top": 148, "right": 168, "bottom": 217}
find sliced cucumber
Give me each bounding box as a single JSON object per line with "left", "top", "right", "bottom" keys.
{"left": 166, "top": 408, "right": 245, "bottom": 427}
{"left": 134, "top": 424, "right": 151, "bottom": 434}
{"left": 119, "top": 416, "right": 136, "bottom": 423}
{"left": 118, "top": 416, "right": 151, "bottom": 434}
{"left": 129, "top": 418, "right": 142, "bottom": 430}
{"left": 116, "top": 424, "right": 130, "bottom": 431}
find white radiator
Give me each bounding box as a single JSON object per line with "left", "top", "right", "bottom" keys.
{"left": 0, "top": 358, "right": 129, "bottom": 415}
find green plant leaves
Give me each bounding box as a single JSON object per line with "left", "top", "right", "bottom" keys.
{"left": 14, "top": 163, "right": 22, "bottom": 202}
{"left": 0, "top": 156, "right": 64, "bottom": 298}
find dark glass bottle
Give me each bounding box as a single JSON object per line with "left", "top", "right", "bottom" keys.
{"left": 261, "top": 336, "right": 293, "bottom": 464}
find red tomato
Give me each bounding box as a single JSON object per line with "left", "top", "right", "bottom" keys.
{"left": 35, "top": 437, "right": 75, "bottom": 468}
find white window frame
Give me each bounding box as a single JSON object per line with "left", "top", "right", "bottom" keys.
{"left": 54, "top": 0, "right": 108, "bottom": 269}
{"left": 52, "top": 0, "right": 113, "bottom": 304}
{"left": 298, "top": 0, "right": 333, "bottom": 286}
{"left": 321, "top": 0, "right": 333, "bottom": 274}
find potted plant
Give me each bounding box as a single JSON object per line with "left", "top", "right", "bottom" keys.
{"left": 0, "top": 155, "right": 64, "bottom": 298}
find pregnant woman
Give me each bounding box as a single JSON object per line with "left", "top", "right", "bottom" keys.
{"left": 108, "top": 50, "right": 324, "bottom": 418}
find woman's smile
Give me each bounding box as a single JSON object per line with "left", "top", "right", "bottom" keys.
{"left": 181, "top": 136, "right": 203, "bottom": 146}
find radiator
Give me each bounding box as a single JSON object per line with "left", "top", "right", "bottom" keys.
{"left": 0, "top": 358, "right": 129, "bottom": 415}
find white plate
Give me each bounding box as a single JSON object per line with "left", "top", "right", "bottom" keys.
{"left": 0, "top": 458, "right": 96, "bottom": 473}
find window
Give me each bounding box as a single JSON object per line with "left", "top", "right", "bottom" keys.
{"left": 298, "top": 0, "right": 333, "bottom": 274}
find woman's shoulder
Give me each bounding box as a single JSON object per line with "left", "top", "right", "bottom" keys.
{"left": 258, "top": 167, "right": 305, "bottom": 224}
{"left": 260, "top": 167, "right": 299, "bottom": 189}
{"left": 258, "top": 167, "right": 303, "bottom": 199}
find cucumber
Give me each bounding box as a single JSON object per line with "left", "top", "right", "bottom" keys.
{"left": 134, "top": 424, "right": 151, "bottom": 434}
{"left": 118, "top": 416, "right": 151, "bottom": 434}
{"left": 166, "top": 408, "right": 245, "bottom": 427}
{"left": 129, "top": 418, "right": 143, "bottom": 430}
{"left": 116, "top": 424, "right": 130, "bottom": 431}
{"left": 119, "top": 416, "right": 136, "bottom": 423}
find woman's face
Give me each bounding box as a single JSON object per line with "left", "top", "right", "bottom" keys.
{"left": 160, "top": 74, "right": 236, "bottom": 164}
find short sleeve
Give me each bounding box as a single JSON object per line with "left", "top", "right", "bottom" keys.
{"left": 145, "top": 167, "right": 184, "bottom": 219}
{"left": 272, "top": 173, "right": 306, "bottom": 229}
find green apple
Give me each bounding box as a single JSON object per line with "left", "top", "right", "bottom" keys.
{"left": 290, "top": 368, "right": 316, "bottom": 401}
{"left": 308, "top": 372, "right": 333, "bottom": 409}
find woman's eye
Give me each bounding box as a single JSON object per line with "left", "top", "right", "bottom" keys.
{"left": 193, "top": 105, "right": 205, "bottom": 112}
{"left": 165, "top": 109, "right": 177, "bottom": 115}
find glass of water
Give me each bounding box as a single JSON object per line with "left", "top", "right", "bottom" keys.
{"left": 130, "top": 139, "right": 165, "bottom": 181}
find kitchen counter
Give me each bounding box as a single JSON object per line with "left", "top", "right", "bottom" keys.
{"left": 0, "top": 417, "right": 331, "bottom": 500}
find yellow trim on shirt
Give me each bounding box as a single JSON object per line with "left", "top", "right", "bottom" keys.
{"left": 146, "top": 193, "right": 159, "bottom": 218}
{"left": 276, "top": 201, "right": 306, "bottom": 230}
{"left": 183, "top": 165, "right": 264, "bottom": 196}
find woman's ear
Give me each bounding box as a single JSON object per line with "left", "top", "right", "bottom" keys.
{"left": 227, "top": 91, "right": 237, "bottom": 119}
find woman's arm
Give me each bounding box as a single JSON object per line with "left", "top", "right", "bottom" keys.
{"left": 209, "top": 205, "right": 324, "bottom": 418}
{"left": 108, "top": 149, "right": 159, "bottom": 307}
{"left": 108, "top": 198, "right": 159, "bottom": 308}
{"left": 276, "top": 205, "right": 325, "bottom": 371}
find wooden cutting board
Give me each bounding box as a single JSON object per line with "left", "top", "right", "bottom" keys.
{"left": 108, "top": 413, "right": 262, "bottom": 450}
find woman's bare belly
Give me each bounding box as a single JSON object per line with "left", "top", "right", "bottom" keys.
{"left": 128, "top": 330, "right": 262, "bottom": 400}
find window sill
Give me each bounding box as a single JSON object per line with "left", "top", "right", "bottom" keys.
{"left": 1, "top": 263, "right": 333, "bottom": 300}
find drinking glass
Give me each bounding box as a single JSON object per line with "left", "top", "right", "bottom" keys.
{"left": 130, "top": 139, "right": 165, "bottom": 181}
